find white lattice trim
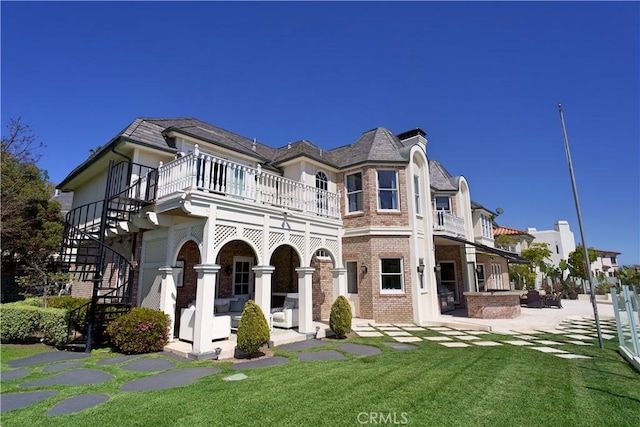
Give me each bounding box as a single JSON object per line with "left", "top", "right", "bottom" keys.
{"left": 215, "top": 225, "right": 237, "bottom": 249}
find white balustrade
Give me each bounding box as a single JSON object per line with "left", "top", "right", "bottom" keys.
{"left": 433, "top": 210, "right": 466, "bottom": 236}
{"left": 157, "top": 151, "right": 341, "bottom": 219}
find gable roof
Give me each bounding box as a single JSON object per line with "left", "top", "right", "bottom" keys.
{"left": 271, "top": 140, "right": 340, "bottom": 168}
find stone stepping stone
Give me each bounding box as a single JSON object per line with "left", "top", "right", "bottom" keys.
{"left": 385, "top": 331, "right": 412, "bottom": 337}
{"left": 513, "top": 335, "right": 536, "bottom": 340}
{"left": 493, "top": 330, "right": 521, "bottom": 335}
{"left": 355, "top": 331, "right": 384, "bottom": 337}
{"left": 352, "top": 326, "right": 376, "bottom": 331}
{"left": 232, "top": 357, "right": 289, "bottom": 371}
{"left": 439, "top": 342, "right": 470, "bottom": 348}
{"left": 530, "top": 347, "right": 568, "bottom": 354}
{"left": 377, "top": 327, "right": 401, "bottom": 331}
{"left": 299, "top": 351, "right": 346, "bottom": 361}
{"left": 428, "top": 327, "right": 451, "bottom": 331}
{"left": 535, "top": 340, "right": 564, "bottom": 346}
{"left": 278, "top": 339, "right": 327, "bottom": 351}
{"left": 456, "top": 336, "right": 481, "bottom": 341}
{"left": 565, "top": 334, "right": 595, "bottom": 341}
{"left": 121, "top": 358, "right": 176, "bottom": 372}
{"left": 563, "top": 329, "right": 592, "bottom": 334}
{"left": 42, "top": 362, "right": 85, "bottom": 373}
{"left": 439, "top": 331, "right": 467, "bottom": 336}
{"left": 159, "top": 351, "right": 191, "bottom": 362}
{"left": 371, "top": 323, "right": 393, "bottom": 327}
{"left": 337, "top": 343, "right": 382, "bottom": 356}
{"left": 424, "top": 336, "right": 453, "bottom": 342}
{"left": 393, "top": 336, "right": 422, "bottom": 343}
{"left": 472, "top": 341, "right": 503, "bottom": 346}
{"left": 46, "top": 393, "right": 110, "bottom": 416}
{"left": 383, "top": 342, "right": 416, "bottom": 350}
{"left": 1, "top": 390, "right": 59, "bottom": 413}
{"left": 7, "top": 352, "right": 89, "bottom": 368}
{"left": 223, "top": 373, "right": 248, "bottom": 381}
{"left": 121, "top": 367, "right": 220, "bottom": 391}
{"left": 566, "top": 340, "right": 593, "bottom": 346}
{"left": 503, "top": 340, "right": 534, "bottom": 346}
{"left": 601, "top": 333, "right": 616, "bottom": 340}
{"left": 1, "top": 368, "right": 31, "bottom": 381}
{"left": 97, "top": 354, "right": 142, "bottom": 365}
{"left": 21, "top": 369, "right": 114, "bottom": 387}
{"left": 537, "top": 329, "right": 567, "bottom": 334}
{"left": 555, "top": 354, "right": 592, "bottom": 360}
{"left": 461, "top": 330, "right": 489, "bottom": 335}
{"left": 393, "top": 323, "right": 416, "bottom": 327}
{"left": 402, "top": 327, "right": 425, "bottom": 331}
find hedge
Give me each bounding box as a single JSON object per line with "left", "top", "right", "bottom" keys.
{"left": 0, "top": 303, "right": 69, "bottom": 346}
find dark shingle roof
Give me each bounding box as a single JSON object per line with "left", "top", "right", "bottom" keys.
{"left": 429, "top": 160, "right": 459, "bottom": 191}
{"left": 271, "top": 140, "right": 340, "bottom": 168}
{"left": 330, "top": 127, "right": 407, "bottom": 168}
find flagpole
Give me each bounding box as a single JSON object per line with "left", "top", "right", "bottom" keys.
{"left": 558, "top": 103, "right": 604, "bottom": 348}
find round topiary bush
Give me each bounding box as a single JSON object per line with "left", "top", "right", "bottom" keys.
{"left": 330, "top": 295, "right": 352, "bottom": 339}
{"left": 106, "top": 308, "right": 170, "bottom": 354}
{"left": 236, "top": 300, "right": 270, "bottom": 358}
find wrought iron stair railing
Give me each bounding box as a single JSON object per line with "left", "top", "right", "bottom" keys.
{"left": 60, "top": 160, "right": 157, "bottom": 351}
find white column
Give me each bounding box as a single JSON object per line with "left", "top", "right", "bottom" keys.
{"left": 159, "top": 266, "right": 180, "bottom": 340}
{"left": 253, "top": 265, "right": 275, "bottom": 321}
{"left": 331, "top": 268, "right": 347, "bottom": 302}
{"left": 191, "top": 264, "right": 220, "bottom": 355}
{"left": 296, "top": 267, "right": 316, "bottom": 334}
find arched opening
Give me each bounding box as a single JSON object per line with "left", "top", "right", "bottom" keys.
{"left": 216, "top": 240, "right": 258, "bottom": 299}
{"left": 269, "top": 244, "right": 300, "bottom": 308}
{"left": 174, "top": 240, "right": 201, "bottom": 336}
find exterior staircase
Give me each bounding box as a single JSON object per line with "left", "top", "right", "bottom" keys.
{"left": 60, "top": 160, "right": 157, "bottom": 352}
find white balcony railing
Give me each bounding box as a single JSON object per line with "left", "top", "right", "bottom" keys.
{"left": 157, "top": 147, "right": 341, "bottom": 219}
{"left": 433, "top": 210, "right": 466, "bottom": 236}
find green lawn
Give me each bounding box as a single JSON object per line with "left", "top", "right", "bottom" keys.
{"left": 1, "top": 334, "right": 639, "bottom": 427}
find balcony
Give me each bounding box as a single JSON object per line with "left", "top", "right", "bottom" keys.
{"left": 157, "top": 149, "right": 341, "bottom": 219}
{"left": 433, "top": 210, "right": 466, "bottom": 236}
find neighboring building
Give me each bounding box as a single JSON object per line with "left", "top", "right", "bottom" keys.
{"left": 493, "top": 225, "right": 534, "bottom": 255}
{"left": 57, "top": 117, "right": 525, "bottom": 357}
{"left": 592, "top": 250, "right": 621, "bottom": 283}
{"left": 527, "top": 220, "right": 576, "bottom": 268}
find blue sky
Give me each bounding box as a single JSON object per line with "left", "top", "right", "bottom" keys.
{"left": 2, "top": 2, "right": 639, "bottom": 265}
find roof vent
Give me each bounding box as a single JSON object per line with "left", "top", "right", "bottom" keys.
{"left": 287, "top": 142, "right": 291, "bottom": 150}
{"left": 252, "top": 138, "right": 257, "bottom": 152}
{"left": 319, "top": 148, "right": 323, "bottom": 156}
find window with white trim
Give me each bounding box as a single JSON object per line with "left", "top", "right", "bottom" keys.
{"left": 434, "top": 195, "right": 450, "bottom": 212}
{"left": 491, "top": 263, "right": 503, "bottom": 288}
{"left": 380, "top": 258, "right": 403, "bottom": 292}
{"left": 414, "top": 175, "right": 421, "bottom": 216}
{"left": 480, "top": 214, "right": 493, "bottom": 239}
{"left": 377, "top": 170, "right": 399, "bottom": 210}
{"left": 346, "top": 172, "right": 363, "bottom": 213}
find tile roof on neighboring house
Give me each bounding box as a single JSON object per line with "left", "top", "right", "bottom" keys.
{"left": 493, "top": 226, "right": 533, "bottom": 237}
{"left": 428, "top": 160, "right": 459, "bottom": 191}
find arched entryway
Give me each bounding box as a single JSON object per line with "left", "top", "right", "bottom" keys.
{"left": 269, "top": 244, "right": 300, "bottom": 309}
{"left": 174, "top": 240, "right": 201, "bottom": 337}
{"left": 215, "top": 240, "right": 259, "bottom": 299}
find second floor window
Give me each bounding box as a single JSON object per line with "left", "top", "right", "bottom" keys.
{"left": 434, "top": 195, "right": 450, "bottom": 212}
{"left": 346, "top": 172, "right": 363, "bottom": 213}
{"left": 414, "top": 175, "right": 421, "bottom": 216}
{"left": 377, "top": 170, "right": 398, "bottom": 210}
{"left": 480, "top": 214, "right": 493, "bottom": 239}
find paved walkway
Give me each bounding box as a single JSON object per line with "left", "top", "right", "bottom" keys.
{"left": 1, "top": 299, "right": 626, "bottom": 417}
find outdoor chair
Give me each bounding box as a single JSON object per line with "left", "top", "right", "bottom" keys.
{"left": 526, "top": 290, "right": 545, "bottom": 308}
{"left": 544, "top": 293, "right": 563, "bottom": 309}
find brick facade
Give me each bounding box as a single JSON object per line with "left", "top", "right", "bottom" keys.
{"left": 435, "top": 245, "right": 465, "bottom": 307}
{"left": 311, "top": 256, "right": 333, "bottom": 320}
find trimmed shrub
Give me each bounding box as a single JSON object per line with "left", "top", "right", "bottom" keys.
{"left": 330, "top": 296, "right": 352, "bottom": 339}
{"left": 236, "top": 300, "right": 270, "bottom": 358}
{"left": 15, "top": 297, "right": 45, "bottom": 307}
{"left": 47, "top": 296, "right": 90, "bottom": 332}
{"left": 38, "top": 308, "right": 69, "bottom": 346}
{"left": 0, "top": 303, "right": 69, "bottom": 346}
{"left": 106, "top": 308, "right": 170, "bottom": 354}
{"left": 0, "top": 304, "right": 41, "bottom": 342}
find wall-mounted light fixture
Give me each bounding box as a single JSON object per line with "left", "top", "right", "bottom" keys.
{"left": 434, "top": 263, "right": 441, "bottom": 274}
{"left": 417, "top": 258, "right": 425, "bottom": 275}
{"left": 361, "top": 264, "right": 368, "bottom": 274}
